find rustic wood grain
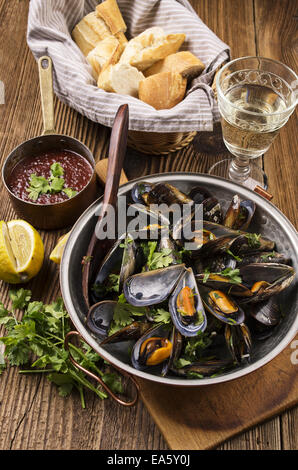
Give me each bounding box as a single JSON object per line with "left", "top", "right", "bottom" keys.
{"left": 0, "top": 0, "right": 297, "bottom": 451}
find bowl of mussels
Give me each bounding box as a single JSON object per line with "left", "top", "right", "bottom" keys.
{"left": 60, "top": 173, "right": 298, "bottom": 386}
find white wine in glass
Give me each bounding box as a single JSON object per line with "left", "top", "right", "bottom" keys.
{"left": 209, "top": 57, "right": 297, "bottom": 187}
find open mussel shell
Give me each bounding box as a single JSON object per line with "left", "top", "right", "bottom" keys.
{"left": 223, "top": 195, "right": 241, "bottom": 228}
{"left": 223, "top": 196, "right": 256, "bottom": 231}
{"left": 188, "top": 185, "right": 212, "bottom": 204}
{"left": 197, "top": 232, "right": 275, "bottom": 259}
{"left": 194, "top": 253, "right": 237, "bottom": 274}
{"left": 100, "top": 321, "right": 152, "bottom": 345}
{"left": 171, "top": 359, "right": 233, "bottom": 378}
{"left": 202, "top": 197, "right": 222, "bottom": 224}
{"left": 247, "top": 296, "right": 282, "bottom": 327}
{"left": 131, "top": 323, "right": 172, "bottom": 371}
{"left": 225, "top": 323, "right": 252, "bottom": 364}
{"left": 123, "top": 264, "right": 185, "bottom": 307}
{"left": 161, "top": 327, "right": 183, "bottom": 376}
{"left": 144, "top": 182, "right": 194, "bottom": 207}
{"left": 169, "top": 267, "right": 207, "bottom": 337}
{"left": 92, "top": 233, "right": 137, "bottom": 300}
{"left": 86, "top": 300, "right": 117, "bottom": 339}
{"left": 195, "top": 273, "right": 253, "bottom": 298}
{"left": 238, "top": 263, "right": 295, "bottom": 303}
{"left": 127, "top": 203, "right": 170, "bottom": 239}
{"left": 131, "top": 181, "right": 154, "bottom": 205}
{"left": 235, "top": 200, "right": 256, "bottom": 231}
{"left": 199, "top": 286, "right": 245, "bottom": 325}
{"left": 236, "top": 250, "right": 290, "bottom": 267}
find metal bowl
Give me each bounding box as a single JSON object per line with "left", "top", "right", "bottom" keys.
{"left": 60, "top": 173, "right": 298, "bottom": 387}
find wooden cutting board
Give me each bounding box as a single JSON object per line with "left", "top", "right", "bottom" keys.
{"left": 137, "top": 335, "right": 298, "bottom": 450}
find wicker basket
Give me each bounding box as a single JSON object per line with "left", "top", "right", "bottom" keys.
{"left": 127, "top": 64, "right": 224, "bottom": 155}
{"left": 127, "top": 130, "right": 197, "bottom": 155}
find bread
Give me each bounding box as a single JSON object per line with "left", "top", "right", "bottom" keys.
{"left": 72, "top": 2, "right": 127, "bottom": 57}
{"left": 98, "top": 63, "right": 145, "bottom": 97}
{"left": 72, "top": 12, "right": 112, "bottom": 56}
{"left": 95, "top": 0, "right": 127, "bottom": 35}
{"left": 87, "top": 36, "right": 124, "bottom": 79}
{"left": 144, "top": 51, "right": 205, "bottom": 80}
{"left": 119, "top": 27, "right": 186, "bottom": 71}
{"left": 139, "top": 72, "right": 187, "bottom": 109}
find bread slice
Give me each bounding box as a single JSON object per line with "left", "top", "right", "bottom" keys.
{"left": 95, "top": 0, "right": 127, "bottom": 35}
{"left": 119, "top": 27, "right": 186, "bottom": 71}
{"left": 72, "top": 12, "right": 113, "bottom": 56}
{"left": 87, "top": 36, "right": 124, "bottom": 79}
{"left": 144, "top": 51, "right": 205, "bottom": 80}
{"left": 139, "top": 72, "right": 187, "bottom": 109}
{"left": 97, "top": 63, "right": 145, "bottom": 97}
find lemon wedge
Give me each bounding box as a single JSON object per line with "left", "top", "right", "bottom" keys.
{"left": 49, "top": 232, "right": 70, "bottom": 264}
{"left": 0, "top": 220, "right": 44, "bottom": 284}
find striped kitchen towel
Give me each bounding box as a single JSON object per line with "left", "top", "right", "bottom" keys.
{"left": 27, "top": 0, "right": 230, "bottom": 132}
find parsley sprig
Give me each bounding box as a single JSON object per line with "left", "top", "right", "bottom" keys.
{"left": 26, "top": 162, "right": 77, "bottom": 201}
{"left": 0, "top": 289, "right": 122, "bottom": 408}
{"left": 203, "top": 267, "right": 242, "bottom": 284}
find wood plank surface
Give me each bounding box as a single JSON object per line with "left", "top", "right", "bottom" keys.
{"left": 0, "top": 0, "right": 297, "bottom": 450}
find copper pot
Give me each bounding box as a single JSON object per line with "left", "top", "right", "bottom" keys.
{"left": 2, "top": 56, "right": 98, "bottom": 230}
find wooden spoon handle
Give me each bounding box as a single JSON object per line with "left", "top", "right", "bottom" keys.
{"left": 82, "top": 104, "right": 129, "bottom": 308}
{"left": 100, "top": 104, "right": 129, "bottom": 216}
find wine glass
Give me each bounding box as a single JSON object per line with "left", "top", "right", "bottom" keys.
{"left": 209, "top": 57, "right": 297, "bottom": 189}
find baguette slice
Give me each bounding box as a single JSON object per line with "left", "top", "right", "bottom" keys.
{"left": 144, "top": 51, "right": 205, "bottom": 79}
{"left": 95, "top": 0, "right": 127, "bottom": 35}
{"left": 139, "top": 72, "right": 187, "bottom": 109}
{"left": 119, "top": 27, "right": 186, "bottom": 71}
{"left": 87, "top": 36, "right": 124, "bottom": 79}
{"left": 98, "top": 63, "right": 145, "bottom": 97}
{"left": 72, "top": 11, "right": 113, "bottom": 56}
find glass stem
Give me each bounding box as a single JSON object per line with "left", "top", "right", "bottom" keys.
{"left": 228, "top": 157, "right": 251, "bottom": 183}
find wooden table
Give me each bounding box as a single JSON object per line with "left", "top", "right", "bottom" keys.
{"left": 0, "top": 0, "right": 297, "bottom": 450}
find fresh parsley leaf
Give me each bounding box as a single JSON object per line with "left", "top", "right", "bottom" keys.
{"left": 260, "top": 251, "right": 277, "bottom": 260}
{"left": 50, "top": 176, "right": 65, "bottom": 193}
{"left": 50, "top": 162, "right": 64, "bottom": 178}
{"left": 203, "top": 268, "right": 210, "bottom": 283}
{"left": 9, "top": 289, "right": 31, "bottom": 310}
{"left": 62, "top": 187, "right": 78, "bottom": 199}
{"left": 152, "top": 308, "right": 171, "bottom": 324}
{"left": 226, "top": 249, "right": 243, "bottom": 262}
{"left": 218, "top": 268, "right": 242, "bottom": 284}
{"left": 26, "top": 174, "right": 51, "bottom": 201}
{"left": 245, "top": 233, "right": 261, "bottom": 249}
{"left": 174, "top": 357, "right": 192, "bottom": 369}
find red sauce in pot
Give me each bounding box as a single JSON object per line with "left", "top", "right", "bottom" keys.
{"left": 8, "top": 150, "right": 93, "bottom": 204}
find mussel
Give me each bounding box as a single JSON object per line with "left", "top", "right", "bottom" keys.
{"left": 238, "top": 263, "right": 295, "bottom": 303}
{"left": 92, "top": 233, "right": 137, "bottom": 301}
{"left": 131, "top": 323, "right": 173, "bottom": 371}
{"left": 223, "top": 196, "right": 256, "bottom": 231}
{"left": 131, "top": 181, "right": 154, "bottom": 205}
{"left": 225, "top": 323, "right": 252, "bottom": 364}
{"left": 86, "top": 300, "right": 151, "bottom": 343}
{"left": 171, "top": 359, "right": 233, "bottom": 378}
{"left": 123, "top": 264, "right": 185, "bottom": 307}
{"left": 143, "top": 182, "right": 194, "bottom": 207}
{"left": 169, "top": 267, "right": 207, "bottom": 336}
{"left": 195, "top": 272, "right": 253, "bottom": 298}
{"left": 200, "top": 287, "right": 245, "bottom": 325}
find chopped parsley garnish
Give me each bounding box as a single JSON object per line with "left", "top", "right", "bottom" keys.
{"left": 26, "top": 162, "right": 77, "bottom": 201}
{"left": 245, "top": 233, "right": 261, "bottom": 249}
